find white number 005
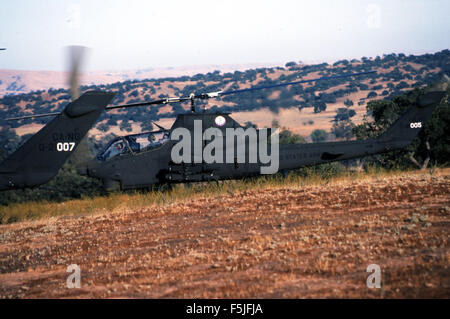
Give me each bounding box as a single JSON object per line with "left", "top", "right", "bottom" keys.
{"left": 57, "top": 142, "right": 75, "bottom": 152}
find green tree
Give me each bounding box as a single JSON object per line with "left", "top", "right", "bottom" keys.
{"left": 0, "top": 127, "right": 21, "bottom": 162}
{"left": 367, "top": 91, "right": 377, "bottom": 98}
{"left": 334, "top": 108, "right": 356, "bottom": 122}
{"left": 285, "top": 61, "right": 296, "bottom": 68}
{"left": 271, "top": 119, "right": 280, "bottom": 128}
{"left": 279, "top": 129, "right": 306, "bottom": 144}
{"left": 313, "top": 101, "right": 327, "bottom": 113}
{"left": 120, "top": 119, "right": 132, "bottom": 132}
{"left": 244, "top": 121, "right": 257, "bottom": 129}
{"left": 331, "top": 119, "right": 355, "bottom": 140}
{"left": 311, "top": 129, "right": 328, "bottom": 142}
{"left": 344, "top": 99, "right": 354, "bottom": 107}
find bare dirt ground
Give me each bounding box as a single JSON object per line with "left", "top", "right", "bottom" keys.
{"left": 0, "top": 170, "right": 449, "bottom": 298}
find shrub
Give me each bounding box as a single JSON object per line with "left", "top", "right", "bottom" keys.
{"left": 311, "top": 129, "right": 328, "bottom": 142}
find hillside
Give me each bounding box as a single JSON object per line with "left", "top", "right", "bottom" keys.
{"left": 0, "top": 62, "right": 279, "bottom": 96}
{"left": 0, "top": 169, "right": 448, "bottom": 298}
{"left": 1, "top": 50, "right": 449, "bottom": 143}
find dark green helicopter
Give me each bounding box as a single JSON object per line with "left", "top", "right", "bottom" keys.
{"left": 1, "top": 69, "right": 446, "bottom": 191}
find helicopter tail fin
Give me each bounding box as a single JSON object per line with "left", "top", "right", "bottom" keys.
{"left": 0, "top": 91, "right": 115, "bottom": 190}
{"left": 377, "top": 90, "right": 446, "bottom": 147}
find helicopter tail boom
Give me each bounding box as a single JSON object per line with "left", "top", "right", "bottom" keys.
{"left": 0, "top": 91, "right": 115, "bottom": 190}
{"left": 377, "top": 90, "right": 446, "bottom": 147}
{"left": 278, "top": 90, "right": 446, "bottom": 170}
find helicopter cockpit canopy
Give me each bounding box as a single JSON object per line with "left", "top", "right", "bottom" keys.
{"left": 98, "top": 139, "right": 130, "bottom": 161}
{"left": 98, "top": 130, "right": 170, "bottom": 161}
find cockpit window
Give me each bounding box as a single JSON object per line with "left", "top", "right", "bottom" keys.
{"left": 126, "top": 131, "right": 170, "bottom": 153}
{"left": 98, "top": 139, "right": 130, "bottom": 161}
{"left": 98, "top": 131, "right": 170, "bottom": 161}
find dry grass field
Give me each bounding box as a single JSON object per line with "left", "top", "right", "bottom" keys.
{"left": 0, "top": 168, "right": 449, "bottom": 298}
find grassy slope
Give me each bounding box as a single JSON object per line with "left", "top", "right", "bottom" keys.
{"left": 0, "top": 166, "right": 449, "bottom": 298}
{"left": 1, "top": 167, "right": 447, "bottom": 225}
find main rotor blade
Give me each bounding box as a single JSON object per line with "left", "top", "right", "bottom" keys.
{"left": 107, "top": 70, "right": 376, "bottom": 110}
{"left": 6, "top": 99, "right": 175, "bottom": 120}
{"left": 5, "top": 98, "right": 165, "bottom": 120}
{"left": 105, "top": 99, "right": 167, "bottom": 110}
{"left": 152, "top": 122, "right": 169, "bottom": 131}
{"left": 6, "top": 112, "right": 61, "bottom": 121}
{"left": 105, "top": 96, "right": 191, "bottom": 110}
{"left": 6, "top": 69, "right": 377, "bottom": 120}
{"left": 218, "top": 70, "right": 376, "bottom": 96}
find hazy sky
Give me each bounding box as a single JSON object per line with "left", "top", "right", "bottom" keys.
{"left": 0, "top": 0, "right": 449, "bottom": 71}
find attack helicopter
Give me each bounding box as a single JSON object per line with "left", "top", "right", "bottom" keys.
{"left": 1, "top": 65, "right": 446, "bottom": 191}
{"left": 76, "top": 85, "right": 445, "bottom": 191}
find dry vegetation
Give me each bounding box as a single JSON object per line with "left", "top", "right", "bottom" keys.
{"left": 0, "top": 167, "right": 430, "bottom": 224}
{"left": 0, "top": 168, "right": 449, "bottom": 298}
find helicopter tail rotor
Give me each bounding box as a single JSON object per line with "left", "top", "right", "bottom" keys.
{"left": 67, "top": 45, "right": 87, "bottom": 100}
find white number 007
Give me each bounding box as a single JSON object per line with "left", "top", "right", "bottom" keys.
{"left": 57, "top": 142, "right": 75, "bottom": 152}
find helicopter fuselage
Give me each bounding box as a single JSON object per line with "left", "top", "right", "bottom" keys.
{"left": 84, "top": 138, "right": 392, "bottom": 191}
{"left": 78, "top": 104, "right": 430, "bottom": 191}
